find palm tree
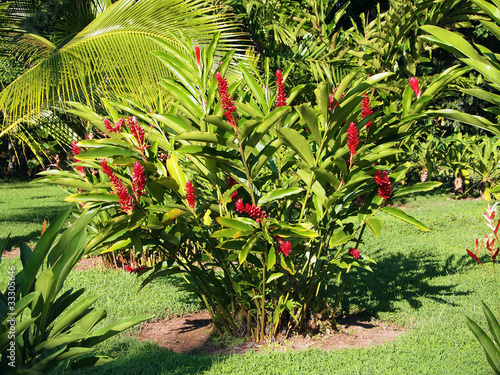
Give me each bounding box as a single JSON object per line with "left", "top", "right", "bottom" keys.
{"left": 0, "top": 0, "right": 251, "bottom": 155}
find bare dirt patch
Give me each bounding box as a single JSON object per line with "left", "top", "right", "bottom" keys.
{"left": 134, "top": 311, "right": 403, "bottom": 355}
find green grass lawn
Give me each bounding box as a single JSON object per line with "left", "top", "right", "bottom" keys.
{"left": 0, "top": 182, "right": 496, "bottom": 374}
{"left": 0, "top": 180, "right": 70, "bottom": 248}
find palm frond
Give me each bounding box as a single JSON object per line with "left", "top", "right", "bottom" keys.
{"left": 0, "top": 0, "right": 252, "bottom": 137}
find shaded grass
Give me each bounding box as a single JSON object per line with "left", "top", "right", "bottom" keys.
{"left": 0, "top": 180, "right": 70, "bottom": 248}
{"left": 0, "top": 182, "right": 495, "bottom": 374}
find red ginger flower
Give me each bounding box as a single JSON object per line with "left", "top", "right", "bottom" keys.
{"left": 195, "top": 46, "right": 201, "bottom": 67}
{"left": 104, "top": 118, "right": 125, "bottom": 133}
{"left": 185, "top": 181, "right": 196, "bottom": 210}
{"left": 277, "top": 237, "right": 292, "bottom": 257}
{"left": 235, "top": 198, "right": 245, "bottom": 213}
{"left": 374, "top": 170, "right": 392, "bottom": 200}
{"left": 361, "top": 93, "right": 373, "bottom": 129}
{"left": 228, "top": 176, "right": 239, "bottom": 201}
{"left": 275, "top": 70, "right": 287, "bottom": 107}
{"left": 349, "top": 248, "right": 361, "bottom": 258}
{"left": 101, "top": 159, "right": 134, "bottom": 214}
{"left": 128, "top": 116, "right": 149, "bottom": 151}
{"left": 71, "top": 141, "right": 85, "bottom": 177}
{"left": 216, "top": 72, "right": 237, "bottom": 128}
{"left": 410, "top": 77, "right": 421, "bottom": 99}
{"left": 71, "top": 140, "right": 81, "bottom": 157}
{"left": 124, "top": 264, "right": 148, "bottom": 274}
{"left": 132, "top": 162, "right": 146, "bottom": 197}
{"left": 346, "top": 122, "right": 359, "bottom": 159}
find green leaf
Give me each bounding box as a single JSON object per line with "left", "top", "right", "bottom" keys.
{"left": 466, "top": 315, "right": 500, "bottom": 373}
{"left": 258, "top": 187, "right": 304, "bottom": 205}
{"left": 239, "top": 62, "right": 266, "bottom": 110}
{"left": 381, "top": 207, "right": 429, "bottom": 231}
{"left": 240, "top": 234, "right": 260, "bottom": 264}
{"left": 296, "top": 104, "right": 321, "bottom": 144}
{"left": 266, "top": 273, "right": 284, "bottom": 283}
{"left": 366, "top": 217, "right": 382, "bottom": 237}
{"left": 267, "top": 247, "right": 276, "bottom": 269}
{"left": 393, "top": 182, "right": 442, "bottom": 198}
{"left": 329, "top": 230, "right": 355, "bottom": 248}
{"left": 77, "top": 147, "right": 139, "bottom": 159}
{"left": 278, "top": 127, "right": 315, "bottom": 166}
{"left": 166, "top": 154, "right": 187, "bottom": 195}
{"left": 483, "top": 302, "right": 500, "bottom": 348}
{"left": 65, "top": 193, "right": 119, "bottom": 203}
{"left": 216, "top": 217, "right": 256, "bottom": 231}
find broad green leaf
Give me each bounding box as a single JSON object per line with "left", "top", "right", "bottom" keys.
{"left": 329, "top": 230, "right": 355, "bottom": 248}
{"left": 427, "top": 109, "right": 499, "bottom": 135}
{"left": 296, "top": 104, "right": 321, "bottom": 144}
{"left": 35, "top": 177, "right": 93, "bottom": 190}
{"left": 266, "top": 273, "right": 284, "bottom": 283}
{"left": 175, "top": 131, "right": 237, "bottom": 149}
{"left": 267, "top": 247, "right": 276, "bottom": 269}
{"left": 393, "top": 182, "right": 442, "bottom": 198}
{"left": 49, "top": 295, "right": 102, "bottom": 338}
{"left": 239, "top": 234, "right": 260, "bottom": 264}
{"left": 77, "top": 147, "right": 139, "bottom": 159}
{"left": 216, "top": 217, "right": 256, "bottom": 231}
{"left": 366, "top": 217, "right": 382, "bottom": 237}
{"left": 167, "top": 154, "right": 187, "bottom": 195}
{"left": 381, "top": 207, "right": 429, "bottom": 231}
{"left": 278, "top": 128, "right": 315, "bottom": 166}
{"left": 466, "top": 315, "right": 500, "bottom": 373}
{"left": 65, "top": 193, "right": 119, "bottom": 203}
{"left": 239, "top": 62, "right": 266, "bottom": 110}
{"left": 483, "top": 302, "right": 500, "bottom": 348}
{"left": 258, "top": 187, "right": 304, "bottom": 204}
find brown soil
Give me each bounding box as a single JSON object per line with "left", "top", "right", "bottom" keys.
{"left": 134, "top": 311, "right": 403, "bottom": 356}
{"left": 2, "top": 249, "right": 403, "bottom": 355}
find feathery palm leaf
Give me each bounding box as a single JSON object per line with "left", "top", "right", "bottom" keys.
{"left": 0, "top": 0, "right": 252, "bottom": 140}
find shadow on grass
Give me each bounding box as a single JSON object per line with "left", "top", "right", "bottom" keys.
{"left": 339, "top": 250, "right": 472, "bottom": 316}
{"left": 68, "top": 340, "right": 216, "bottom": 375}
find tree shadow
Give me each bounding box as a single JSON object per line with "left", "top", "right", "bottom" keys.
{"left": 338, "top": 249, "right": 472, "bottom": 316}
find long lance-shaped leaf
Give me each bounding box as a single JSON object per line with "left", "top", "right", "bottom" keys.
{"left": 278, "top": 128, "right": 315, "bottom": 166}
{"left": 466, "top": 315, "right": 500, "bottom": 373}
{"left": 380, "top": 207, "right": 429, "bottom": 231}
{"left": 427, "top": 109, "right": 500, "bottom": 135}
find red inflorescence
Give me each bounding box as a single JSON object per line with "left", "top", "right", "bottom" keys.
{"left": 374, "top": 170, "right": 392, "bottom": 200}
{"left": 275, "top": 70, "right": 287, "bottom": 107}
{"left": 71, "top": 140, "right": 85, "bottom": 177}
{"left": 277, "top": 237, "right": 292, "bottom": 257}
{"left": 216, "top": 72, "right": 237, "bottom": 128}
{"left": 104, "top": 118, "right": 125, "bottom": 134}
{"left": 127, "top": 116, "right": 149, "bottom": 151}
{"left": 101, "top": 158, "right": 134, "bottom": 214}
{"left": 71, "top": 140, "right": 81, "bottom": 157}
{"left": 410, "top": 77, "right": 421, "bottom": 99}
{"left": 185, "top": 181, "right": 196, "bottom": 210}
{"left": 124, "top": 265, "right": 148, "bottom": 274}
{"left": 346, "top": 122, "right": 360, "bottom": 158}
{"left": 228, "top": 176, "right": 238, "bottom": 201}
{"left": 329, "top": 86, "right": 344, "bottom": 111}
{"left": 349, "top": 248, "right": 361, "bottom": 258}
{"left": 195, "top": 46, "right": 201, "bottom": 67}
{"left": 361, "top": 93, "right": 373, "bottom": 129}
{"left": 235, "top": 199, "right": 267, "bottom": 221}
{"left": 132, "top": 162, "right": 146, "bottom": 197}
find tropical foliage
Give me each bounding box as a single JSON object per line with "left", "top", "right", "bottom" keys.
{"left": 0, "top": 208, "right": 152, "bottom": 373}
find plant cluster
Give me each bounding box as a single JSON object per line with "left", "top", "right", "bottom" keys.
{"left": 36, "top": 33, "right": 453, "bottom": 340}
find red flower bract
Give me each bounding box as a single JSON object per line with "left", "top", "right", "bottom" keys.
{"left": 104, "top": 118, "right": 125, "bottom": 133}
{"left": 71, "top": 140, "right": 81, "bottom": 157}
{"left": 349, "top": 248, "right": 361, "bottom": 258}
{"left": 277, "top": 237, "right": 292, "bottom": 257}
{"left": 185, "top": 181, "right": 196, "bottom": 210}
{"left": 347, "top": 122, "right": 359, "bottom": 158}
{"left": 410, "top": 77, "right": 421, "bottom": 99}
{"left": 101, "top": 158, "right": 134, "bottom": 214}
{"left": 132, "top": 162, "right": 146, "bottom": 197}
{"left": 216, "top": 72, "right": 237, "bottom": 128}
{"left": 128, "top": 116, "right": 149, "bottom": 151}
{"left": 195, "top": 46, "right": 201, "bottom": 67}
{"left": 275, "top": 70, "right": 287, "bottom": 107}
{"left": 361, "top": 93, "right": 373, "bottom": 129}
{"left": 235, "top": 199, "right": 245, "bottom": 213}
{"left": 124, "top": 265, "right": 148, "bottom": 274}
{"left": 374, "top": 170, "right": 392, "bottom": 200}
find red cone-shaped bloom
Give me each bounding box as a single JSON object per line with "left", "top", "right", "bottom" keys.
{"left": 185, "top": 181, "right": 196, "bottom": 209}
{"left": 216, "top": 72, "right": 237, "bottom": 128}
{"left": 275, "top": 70, "right": 287, "bottom": 107}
